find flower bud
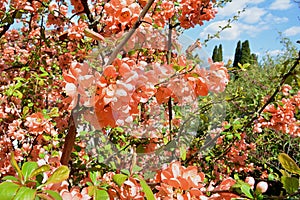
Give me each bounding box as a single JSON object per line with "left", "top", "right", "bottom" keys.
{"left": 256, "top": 181, "right": 268, "bottom": 193}
{"left": 245, "top": 177, "right": 255, "bottom": 189}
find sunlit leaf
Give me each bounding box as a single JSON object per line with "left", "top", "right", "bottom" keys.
{"left": 180, "top": 145, "right": 186, "bottom": 161}
{"left": 88, "top": 185, "right": 96, "bottom": 196}
{"left": 13, "top": 90, "right": 23, "bottom": 99}
{"left": 280, "top": 169, "right": 290, "bottom": 177}
{"left": 90, "top": 171, "right": 99, "bottom": 185}
{"left": 44, "top": 166, "right": 70, "bottom": 186}
{"left": 95, "top": 189, "right": 110, "bottom": 200}
{"left": 281, "top": 176, "right": 299, "bottom": 194}
{"left": 14, "top": 186, "right": 36, "bottom": 200}
{"left": 132, "top": 165, "right": 143, "bottom": 173}
{"left": 22, "top": 162, "right": 38, "bottom": 182}
{"left": 22, "top": 106, "right": 29, "bottom": 116}
{"left": 43, "top": 190, "right": 63, "bottom": 200}
{"left": 112, "top": 174, "right": 128, "bottom": 187}
{"left": 2, "top": 175, "right": 19, "bottom": 182}
{"left": 240, "top": 184, "right": 253, "bottom": 199}
{"left": 0, "top": 181, "right": 20, "bottom": 199}
{"left": 36, "top": 193, "right": 54, "bottom": 200}
{"left": 137, "top": 176, "right": 155, "bottom": 200}
{"left": 278, "top": 153, "right": 300, "bottom": 175}
{"left": 10, "top": 152, "right": 23, "bottom": 182}
{"left": 30, "top": 165, "right": 51, "bottom": 179}
{"left": 120, "top": 169, "right": 130, "bottom": 176}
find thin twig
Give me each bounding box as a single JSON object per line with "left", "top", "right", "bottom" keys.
{"left": 106, "top": 0, "right": 155, "bottom": 66}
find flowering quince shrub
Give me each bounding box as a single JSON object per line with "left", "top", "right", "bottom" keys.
{"left": 1, "top": 0, "right": 300, "bottom": 199}
{"left": 152, "top": 161, "right": 242, "bottom": 199}
{"left": 254, "top": 84, "right": 300, "bottom": 137}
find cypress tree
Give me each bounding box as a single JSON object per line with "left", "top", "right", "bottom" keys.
{"left": 240, "top": 40, "right": 251, "bottom": 65}
{"left": 217, "top": 44, "right": 223, "bottom": 61}
{"left": 233, "top": 40, "right": 242, "bottom": 67}
{"left": 212, "top": 45, "right": 218, "bottom": 62}
{"left": 250, "top": 53, "right": 258, "bottom": 65}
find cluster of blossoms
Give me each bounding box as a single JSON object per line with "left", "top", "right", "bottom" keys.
{"left": 79, "top": 0, "right": 217, "bottom": 37}
{"left": 254, "top": 84, "right": 300, "bottom": 137}
{"left": 215, "top": 132, "right": 256, "bottom": 177}
{"left": 153, "top": 161, "right": 207, "bottom": 199}
{"left": 64, "top": 56, "right": 229, "bottom": 129}
{"left": 152, "top": 161, "right": 241, "bottom": 199}
{"left": 82, "top": 161, "right": 241, "bottom": 199}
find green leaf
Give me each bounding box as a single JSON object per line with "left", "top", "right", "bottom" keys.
{"left": 14, "top": 81, "right": 22, "bottom": 89}
{"left": 132, "top": 165, "right": 143, "bottom": 173}
{"left": 13, "top": 90, "right": 23, "bottom": 99}
{"left": 95, "top": 189, "right": 110, "bottom": 200}
{"left": 36, "top": 193, "right": 54, "bottom": 200}
{"left": 43, "top": 190, "right": 63, "bottom": 200}
{"left": 1, "top": 175, "right": 19, "bottom": 182}
{"left": 278, "top": 153, "right": 300, "bottom": 175}
{"left": 43, "top": 165, "right": 70, "bottom": 186}
{"left": 22, "top": 162, "right": 38, "bottom": 182}
{"left": 22, "top": 106, "right": 29, "bottom": 116}
{"left": 87, "top": 185, "right": 95, "bottom": 196}
{"left": 138, "top": 177, "right": 155, "bottom": 200}
{"left": 280, "top": 169, "right": 290, "bottom": 177}
{"left": 10, "top": 152, "right": 23, "bottom": 182}
{"left": 30, "top": 165, "right": 51, "bottom": 178}
{"left": 241, "top": 184, "right": 254, "bottom": 199}
{"left": 39, "top": 67, "right": 49, "bottom": 76}
{"left": 281, "top": 176, "right": 299, "bottom": 194}
{"left": 180, "top": 145, "right": 186, "bottom": 161}
{"left": 49, "top": 107, "right": 59, "bottom": 117}
{"left": 14, "top": 186, "right": 36, "bottom": 200}
{"left": 90, "top": 171, "right": 98, "bottom": 185}
{"left": 0, "top": 181, "right": 20, "bottom": 199}
{"left": 233, "top": 123, "right": 243, "bottom": 130}
{"left": 226, "top": 133, "right": 233, "bottom": 140}
{"left": 224, "top": 124, "right": 231, "bottom": 129}
{"left": 120, "top": 169, "right": 130, "bottom": 176}
{"left": 112, "top": 174, "right": 128, "bottom": 187}
{"left": 268, "top": 174, "right": 275, "bottom": 181}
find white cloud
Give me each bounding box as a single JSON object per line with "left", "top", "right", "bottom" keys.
{"left": 240, "top": 7, "right": 267, "bottom": 24}
{"left": 269, "top": 0, "right": 293, "bottom": 10}
{"left": 283, "top": 26, "right": 300, "bottom": 36}
{"left": 199, "top": 20, "right": 239, "bottom": 40}
{"left": 216, "top": 0, "right": 265, "bottom": 18}
{"left": 263, "top": 14, "right": 289, "bottom": 24}
{"left": 199, "top": 20, "right": 266, "bottom": 41}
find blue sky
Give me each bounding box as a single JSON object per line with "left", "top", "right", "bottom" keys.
{"left": 184, "top": 0, "right": 300, "bottom": 63}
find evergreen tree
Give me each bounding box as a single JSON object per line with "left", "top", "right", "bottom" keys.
{"left": 240, "top": 40, "right": 251, "bottom": 65}
{"left": 233, "top": 40, "right": 242, "bottom": 67}
{"left": 217, "top": 44, "right": 223, "bottom": 61}
{"left": 212, "top": 45, "right": 218, "bottom": 62}
{"left": 250, "top": 53, "right": 258, "bottom": 65}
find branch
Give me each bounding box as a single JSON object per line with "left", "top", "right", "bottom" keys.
{"left": 0, "top": 10, "right": 18, "bottom": 38}
{"left": 105, "top": 0, "right": 155, "bottom": 66}
{"left": 80, "top": 0, "right": 94, "bottom": 24}
{"left": 60, "top": 111, "right": 77, "bottom": 165}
